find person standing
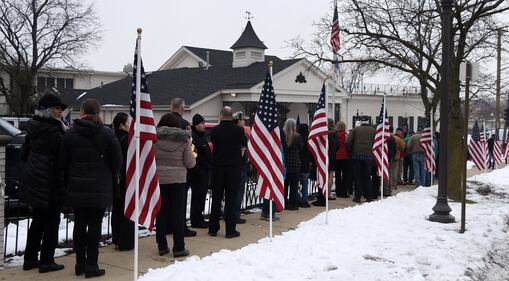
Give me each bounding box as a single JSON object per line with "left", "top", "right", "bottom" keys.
{"left": 487, "top": 134, "right": 496, "bottom": 170}
{"left": 208, "top": 107, "right": 247, "bottom": 238}
{"left": 61, "top": 99, "right": 122, "bottom": 278}
{"left": 335, "top": 121, "right": 351, "bottom": 198}
{"left": 154, "top": 113, "right": 196, "bottom": 258}
{"left": 403, "top": 131, "right": 415, "bottom": 185}
{"left": 406, "top": 126, "right": 426, "bottom": 187}
{"left": 189, "top": 114, "right": 211, "bottom": 228}
{"left": 386, "top": 126, "right": 397, "bottom": 196}
{"left": 233, "top": 111, "right": 250, "bottom": 224}
{"left": 327, "top": 119, "right": 340, "bottom": 200}
{"left": 170, "top": 97, "right": 196, "bottom": 237}
{"left": 346, "top": 121, "right": 375, "bottom": 203}
{"left": 393, "top": 131, "right": 406, "bottom": 188}
{"left": 19, "top": 94, "right": 67, "bottom": 273}
{"left": 297, "top": 124, "right": 312, "bottom": 207}
{"left": 111, "top": 112, "right": 135, "bottom": 251}
{"left": 283, "top": 118, "right": 304, "bottom": 210}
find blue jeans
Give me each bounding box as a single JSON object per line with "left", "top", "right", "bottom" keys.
{"left": 412, "top": 153, "right": 426, "bottom": 187}
{"left": 262, "top": 199, "right": 276, "bottom": 217}
{"left": 235, "top": 170, "right": 247, "bottom": 219}
{"left": 299, "top": 173, "right": 309, "bottom": 203}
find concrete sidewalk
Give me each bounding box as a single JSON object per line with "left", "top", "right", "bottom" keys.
{"left": 0, "top": 167, "right": 489, "bottom": 280}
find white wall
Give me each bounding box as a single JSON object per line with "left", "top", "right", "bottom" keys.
{"left": 287, "top": 103, "right": 309, "bottom": 124}
{"left": 189, "top": 94, "right": 223, "bottom": 122}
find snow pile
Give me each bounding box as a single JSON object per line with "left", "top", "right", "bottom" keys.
{"left": 139, "top": 167, "right": 509, "bottom": 281}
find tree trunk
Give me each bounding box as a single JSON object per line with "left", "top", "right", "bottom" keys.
{"left": 8, "top": 72, "right": 36, "bottom": 114}
{"left": 445, "top": 65, "right": 463, "bottom": 201}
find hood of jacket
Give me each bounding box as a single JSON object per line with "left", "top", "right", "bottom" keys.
{"left": 73, "top": 119, "right": 103, "bottom": 137}
{"left": 27, "top": 117, "right": 64, "bottom": 140}
{"left": 156, "top": 126, "right": 190, "bottom": 152}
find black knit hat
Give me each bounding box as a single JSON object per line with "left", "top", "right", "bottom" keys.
{"left": 192, "top": 113, "right": 205, "bottom": 126}
{"left": 37, "top": 94, "right": 67, "bottom": 110}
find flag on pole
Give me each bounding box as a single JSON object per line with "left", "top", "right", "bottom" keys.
{"left": 247, "top": 69, "right": 285, "bottom": 211}
{"left": 330, "top": 2, "right": 340, "bottom": 54}
{"left": 373, "top": 98, "right": 390, "bottom": 181}
{"left": 493, "top": 135, "right": 502, "bottom": 165}
{"left": 468, "top": 121, "right": 488, "bottom": 170}
{"left": 420, "top": 118, "right": 436, "bottom": 173}
{"left": 308, "top": 84, "right": 328, "bottom": 194}
{"left": 124, "top": 41, "right": 161, "bottom": 231}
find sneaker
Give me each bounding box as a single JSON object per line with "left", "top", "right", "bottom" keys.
{"left": 173, "top": 249, "right": 190, "bottom": 258}
{"left": 184, "top": 228, "right": 197, "bottom": 237}
{"left": 23, "top": 260, "right": 39, "bottom": 271}
{"left": 39, "top": 262, "right": 64, "bottom": 273}
{"left": 158, "top": 248, "right": 170, "bottom": 256}
{"left": 225, "top": 231, "right": 240, "bottom": 238}
{"left": 85, "top": 265, "right": 105, "bottom": 279}
{"left": 236, "top": 218, "right": 247, "bottom": 224}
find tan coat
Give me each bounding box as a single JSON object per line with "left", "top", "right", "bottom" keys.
{"left": 394, "top": 134, "right": 406, "bottom": 160}
{"left": 154, "top": 126, "right": 196, "bottom": 184}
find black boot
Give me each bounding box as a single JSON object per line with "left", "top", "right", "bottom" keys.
{"left": 75, "top": 263, "right": 85, "bottom": 276}
{"left": 85, "top": 265, "right": 106, "bottom": 279}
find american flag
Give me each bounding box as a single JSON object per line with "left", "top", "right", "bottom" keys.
{"left": 468, "top": 121, "right": 488, "bottom": 170}
{"left": 373, "top": 98, "right": 390, "bottom": 181}
{"left": 308, "top": 84, "right": 328, "bottom": 195}
{"left": 493, "top": 135, "right": 502, "bottom": 165}
{"left": 124, "top": 41, "right": 161, "bottom": 231}
{"left": 420, "top": 118, "right": 436, "bottom": 173}
{"left": 247, "top": 69, "right": 285, "bottom": 211}
{"left": 330, "top": 3, "right": 340, "bottom": 53}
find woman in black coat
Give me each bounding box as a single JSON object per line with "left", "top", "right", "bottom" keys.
{"left": 110, "top": 112, "right": 135, "bottom": 251}
{"left": 60, "top": 99, "right": 122, "bottom": 278}
{"left": 19, "top": 94, "right": 67, "bottom": 273}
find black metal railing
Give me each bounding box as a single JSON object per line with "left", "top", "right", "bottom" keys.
{"left": 3, "top": 178, "right": 318, "bottom": 260}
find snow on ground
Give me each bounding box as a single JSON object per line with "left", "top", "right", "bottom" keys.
{"left": 467, "top": 160, "right": 476, "bottom": 170}
{"left": 139, "top": 167, "right": 509, "bottom": 281}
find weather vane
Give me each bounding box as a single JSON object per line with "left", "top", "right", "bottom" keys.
{"left": 245, "top": 11, "right": 253, "bottom": 21}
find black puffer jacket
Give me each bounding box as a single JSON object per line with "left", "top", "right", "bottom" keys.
{"left": 61, "top": 119, "right": 122, "bottom": 208}
{"left": 19, "top": 117, "right": 66, "bottom": 209}
{"left": 191, "top": 127, "right": 211, "bottom": 170}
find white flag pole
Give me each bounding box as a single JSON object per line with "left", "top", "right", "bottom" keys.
{"left": 380, "top": 94, "right": 386, "bottom": 200}
{"left": 134, "top": 28, "right": 142, "bottom": 281}
{"left": 325, "top": 81, "right": 329, "bottom": 225}
{"left": 332, "top": 54, "right": 336, "bottom": 122}
{"left": 430, "top": 112, "right": 434, "bottom": 185}
{"left": 483, "top": 121, "right": 487, "bottom": 173}
{"left": 269, "top": 61, "right": 274, "bottom": 240}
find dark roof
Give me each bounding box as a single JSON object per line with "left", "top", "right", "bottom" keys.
{"left": 183, "top": 46, "right": 280, "bottom": 68}
{"left": 230, "top": 21, "right": 268, "bottom": 50}
{"left": 60, "top": 48, "right": 300, "bottom": 107}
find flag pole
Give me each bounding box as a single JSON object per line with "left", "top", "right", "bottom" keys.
{"left": 380, "top": 94, "right": 386, "bottom": 200}
{"left": 269, "top": 61, "right": 274, "bottom": 240}
{"left": 134, "top": 27, "right": 142, "bottom": 281}
{"left": 430, "top": 111, "right": 434, "bottom": 185}
{"left": 483, "top": 121, "right": 487, "bottom": 173}
{"left": 325, "top": 81, "right": 329, "bottom": 225}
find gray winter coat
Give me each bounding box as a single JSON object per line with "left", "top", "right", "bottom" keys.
{"left": 154, "top": 126, "right": 196, "bottom": 184}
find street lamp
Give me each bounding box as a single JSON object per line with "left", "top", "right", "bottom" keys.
{"left": 430, "top": 0, "right": 455, "bottom": 223}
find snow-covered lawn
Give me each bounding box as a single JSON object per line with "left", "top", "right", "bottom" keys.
{"left": 139, "top": 167, "right": 509, "bottom": 281}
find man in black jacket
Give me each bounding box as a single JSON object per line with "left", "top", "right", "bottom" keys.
{"left": 208, "top": 107, "right": 247, "bottom": 238}
{"left": 19, "top": 94, "right": 67, "bottom": 273}
{"left": 190, "top": 114, "right": 212, "bottom": 228}
{"left": 487, "top": 134, "right": 495, "bottom": 169}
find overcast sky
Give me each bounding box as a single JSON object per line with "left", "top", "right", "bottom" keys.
{"left": 85, "top": 0, "right": 333, "bottom": 72}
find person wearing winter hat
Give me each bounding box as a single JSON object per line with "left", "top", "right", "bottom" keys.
{"left": 189, "top": 113, "right": 211, "bottom": 228}
{"left": 19, "top": 94, "right": 68, "bottom": 273}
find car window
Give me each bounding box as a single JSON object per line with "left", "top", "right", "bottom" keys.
{"left": 0, "top": 118, "right": 22, "bottom": 136}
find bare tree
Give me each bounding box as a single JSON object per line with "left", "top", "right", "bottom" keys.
{"left": 290, "top": 0, "right": 508, "bottom": 200}
{"left": 0, "top": 0, "right": 101, "bottom": 114}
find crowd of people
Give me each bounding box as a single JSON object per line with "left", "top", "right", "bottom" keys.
{"left": 18, "top": 94, "right": 439, "bottom": 278}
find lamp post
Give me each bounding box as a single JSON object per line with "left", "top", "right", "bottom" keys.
{"left": 430, "top": 0, "right": 455, "bottom": 223}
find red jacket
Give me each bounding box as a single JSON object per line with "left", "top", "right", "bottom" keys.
{"left": 335, "top": 131, "right": 350, "bottom": 160}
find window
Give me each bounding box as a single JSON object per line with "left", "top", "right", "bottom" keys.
{"left": 235, "top": 51, "right": 246, "bottom": 59}
{"left": 37, "top": 77, "right": 46, "bottom": 90}
{"left": 46, "top": 77, "right": 55, "bottom": 88}
{"left": 251, "top": 51, "right": 262, "bottom": 59}
{"left": 65, "top": 78, "right": 74, "bottom": 89}
{"left": 57, "top": 78, "right": 65, "bottom": 88}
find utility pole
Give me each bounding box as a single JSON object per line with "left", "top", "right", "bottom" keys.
{"left": 495, "top": 29, "right": 502, "bottom": 135}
